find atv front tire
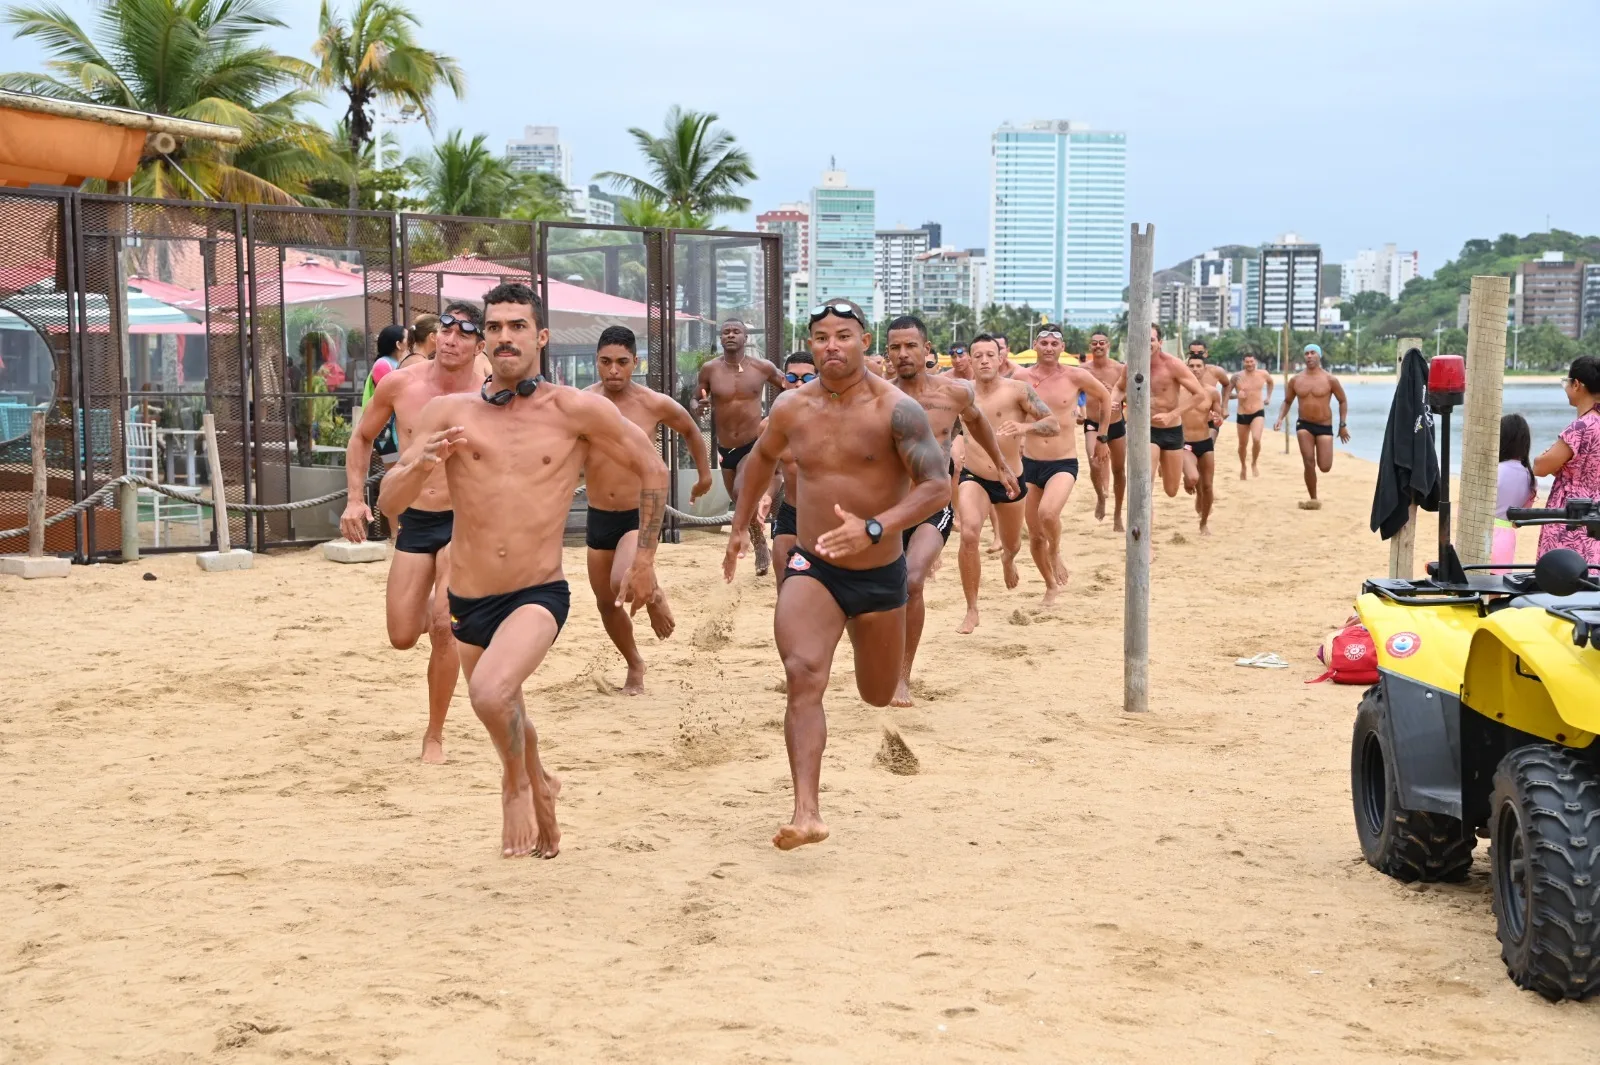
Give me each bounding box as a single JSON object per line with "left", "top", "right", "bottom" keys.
{"left": 1490, "top": 744, "right": 1600, "bottom": 1001}
{"left": 1351, "top": 685, "right": 1475, "bottom": 882}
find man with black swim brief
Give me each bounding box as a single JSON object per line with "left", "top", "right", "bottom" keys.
{"left": 1226, "top": 353, "right": 1275, "bottom": 479}
{"left": 1080, "top": 330, "right": 1129, "bottom": 530}
{"left": 1182, "top": 353, "right": 1227, "bottom": 536}
{"left": 1146, "top": 323, "right": 1210, "bottom": 504}
{"left": 341, "top": 299, "right": 484, "bottom": 765}
{"left": 750, "top": 351, "right": 816, "bottom": 592}
{"left": 887, "top": 315, "right": 1013, "bottom": 707}
{"left": 1017, "top": 323, "right": 1112, "bottom": 607}
{"left": 956, "top": 334, "right": 1058, "bottom": 635}
{"left": 382, "top": 282, "right": 667, "bottom": 860}
{"left": 721, "top": 298, "right": 948, "bottom": 852}
{"left": 695, "top": 318, "right": 785, "bottom": 575}
{"left": 584, "top": 325, "right": 712, "bottom": 695}
{"left": 1272, "top": 343, "right": 1350, "bottom": 510}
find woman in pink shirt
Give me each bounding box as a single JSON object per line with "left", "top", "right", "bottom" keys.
{"left": 1533, "top": 356, "right": 1600, "bottom": 566}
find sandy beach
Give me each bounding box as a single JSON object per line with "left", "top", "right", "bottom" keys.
{"left": 3, "top": 443, "right": 1593, "bottom": 1062}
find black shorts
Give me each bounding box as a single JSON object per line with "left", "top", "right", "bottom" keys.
{"left": 783, "top": 546, "right": 907, "bottom": 619}
{"left": 1022, "top": 456, "right": 1079, "bottom": 489}
{"left": 902, "top": 503, "right": 954, "bottom": 549}
{"left": 770, "top": 500, "right": 798, "bottom": 539}
{"left": 1152, "top": 425, "right": 1186, "bottom": 452}
{"left": 959, "top": 467, "right": 1019, "bottom": 505}
{"left": 395, "top": 507, "right": 453, "bottom": 555}
{"left": 1297, "top": 420, "right": 1334, "bottom": 438}
{"left": 716, "top": 440, "right": 755, "bottom": 472}
{"left": 447, "top": 580, "right": 571, "bottom": 650}
{"left": 1185, "top": 437, "right": 1215, "bottom": 457}
{"left": 1236, "top": 410, "right": 1264, "bottom": 425}
{"left": 585, "top": 506, "right": 639, "bottom": 551}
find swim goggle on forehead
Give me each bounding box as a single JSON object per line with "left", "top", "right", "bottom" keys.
{"left": 481, "top": 376, "right": 539, "bottom": 405}
{"left": 807, "top": 301, "right": 867, "bottom": 328}
{"left": 1037, "top": 328, "right": 1063, "bottom": 339}
{"left": 439, "top": 312, "right": 480, "bottom": 335}
{"left": 784, "top": 371, "right": 816, "bottom": 384}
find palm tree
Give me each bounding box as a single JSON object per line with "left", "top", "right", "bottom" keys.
{"left": 405, "top": 129, "right": 517, "bottom": 217}
{"left": 503, "top": 170, "right": 572, "bottom": 225}
{"left": 311, "top": 0, "right": 464, "bottom": 211}
{"left": 617, "top": 194, "right": 705, "bottom": 230}
{"left": 597, "top": 106, "right": 755, "bottom": 228}
{"left": 1, "top": 0, "right": 330, "bottom": 203}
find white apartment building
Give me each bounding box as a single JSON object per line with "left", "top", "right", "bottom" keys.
{"left": 505, "top": 125, "right": 571, "bottom": 185}
{"left": 875, "top": 227, "right": 931, "bottom": 319}
{"left": 1340, "top": 243, "right": 1420, "bottom": 302}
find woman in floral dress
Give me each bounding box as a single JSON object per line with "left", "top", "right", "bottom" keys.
{"left": 1534, "top": 355, "right": 1600, "bottom": 566}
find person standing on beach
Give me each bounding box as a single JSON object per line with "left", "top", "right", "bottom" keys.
{"left": 1227, "top": 354, "right": 1274, "bottom": 479}
{"left": 885, "top": 315, "right": 1014, "bottom": 706}
{"left": 397, "top": 314, "right": 439, "bottom": 369}
{"left": 956, "top": 335, "right": 1056, "bottom": 634}
{"left": 584, "top": 325, "right": 713, "bottom": 694}
{"left": 1182, "top": 353, "right": 1226, "bottom": 536}
{"left": 382, "top": 282, "right": 668, "bottom": 858}
{"left": 1081, "top": 330, "right": 1128, "bottom": 530}
{"left": 1272, "top": 344, "right": 1350, "bottom": 510}
{"left": 1016, "top": 323, "right": 1112, "bottom": 604}
{"left": 721, "top": 298, "right": 948, "bottom": 851}
{"left": 695, "top": 319, "right": 785, "bottom": 575}
{"left": 1533, "top": 355, "right": 1600, "bottom": 566}
{"left": 341, "top": 301, "right": 485, "bottom": 764}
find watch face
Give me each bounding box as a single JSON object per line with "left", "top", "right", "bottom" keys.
{"left": 866, "top": 519, "right": 883, "bottom": 542}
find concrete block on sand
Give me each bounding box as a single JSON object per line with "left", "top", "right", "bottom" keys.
{"left": 0, "top": 554, "right": 70, "bottom": 579}
{"left": 322, "top": 538, "right": 387, "bottom": 564}
{"left": 196, "top": 549, "right": 254, "bottom": 572}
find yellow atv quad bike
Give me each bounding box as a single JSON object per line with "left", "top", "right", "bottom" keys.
{"left": 1352, "top": 358, "right": 1600, "bottom": 1001}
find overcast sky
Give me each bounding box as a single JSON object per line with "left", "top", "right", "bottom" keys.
{"left": 3, "top": 0, "right": 1595, "bottom": 272}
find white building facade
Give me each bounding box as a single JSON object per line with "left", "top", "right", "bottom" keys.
{"left": 875, "top": 227, "right": 931, "bottom": 320}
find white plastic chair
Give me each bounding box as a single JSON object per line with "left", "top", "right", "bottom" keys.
{"left": 125, "top": 421, "right": 206, "bottom": 547}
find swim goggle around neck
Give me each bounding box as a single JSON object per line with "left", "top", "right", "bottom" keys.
{"left": 481, "top": 376, "right": 540, "bottom": 405}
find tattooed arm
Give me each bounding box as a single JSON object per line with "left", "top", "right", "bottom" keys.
{"left": 574, "top": 391, "right": 667, "bottom": 613}
{"left": 997, "top": 381, "right": 1061, "bottom": 438}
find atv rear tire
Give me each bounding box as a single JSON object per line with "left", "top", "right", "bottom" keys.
{"left": 1490, "top": 745, "right": 1600, "bottom": 1001}
{"left": 1351, "top": 685, "right": 1475, "bottom": 882}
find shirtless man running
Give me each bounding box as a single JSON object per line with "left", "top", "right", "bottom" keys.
{"left": 1186, "top": 339, "right": 1232, "bottom": 431}
{"left": 696, "top": 319, "right": 785, "bottom": 575}
{"left": 752, "top": 351, "right": 816, "bottom": 592}
{"left": 381, "top": 282, "right": 667, "bottom": 858}
{"left": 1146, "top": 324, "right": 1210, "bottom": 500}
{"left": 1272, "top": 343, "right": 1350, "bottom": 510}
{"left": 1080, "top": 330, "right": 1128, "bottom": 530}
{"left": 1227, "top": 353, "right": 1275, "bottom": 479}
{"left": 584, "top": 325, "right": 713, "bottom": 694}
{"left": 340, "top": 300, "right": 484, "bottom": 764}
{"left": 885, "top": 315, "right": 1014, "bottom": 706}
{"left": 1181, "top": 353, "right": 1227, "bottom": 536}
{"left": 956, "top": 334, "right": 1057, "bottom": 634}
{"left": 1017, "top": 323, "right": 1112, "bottom": 605}
{"left": 723, "top": 298, "right": 947, "bottom": 850}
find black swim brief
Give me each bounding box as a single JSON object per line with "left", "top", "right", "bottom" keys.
{"left": 902, "top": 503, "right": 954, "bottom": 548}
{"left": 1236, "top": 410, "right": 1264, "bottom": 425}
{"left": 447, "top": 580, "right": 571, "bottom": 649}
{"left": 395, "top": 507, "right": 453, "bottom": 555}
{"left": 1297, "top": 420, "right": 1334, "bottom": 438}
{"left": 1152, "top": 424, "right": 1186, "bottom": 451}
{"left": 585, "top": 506, "right": 639, "bottom": 551}
{"left": 1022, "top": 455, "right": 1080, "bottom": 489}
{"left": 716, "top": 440, "right": 756, "bottom": 472}
{"left": 1185, "top": 437, "right": 1215, "bottom": 457}
{"left": 771, "top": 500, "right": 798, "bottom": 539}
{"left": 783, "top": 546, "right": 907, "bottom": 619}
{"left": 1084, "top": 418, "right": 1127, "bottom": 442}
{"left": 959, "top": 467, "right": 1020, "bottom": 505}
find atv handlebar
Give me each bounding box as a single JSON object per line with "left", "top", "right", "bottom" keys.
{"left": 1507, "top": 498, "right": 1600, "bottom": 537}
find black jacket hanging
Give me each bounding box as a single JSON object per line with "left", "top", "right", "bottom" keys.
{"left": 1370, "top": 347, "right": 1440, "bottom": 540}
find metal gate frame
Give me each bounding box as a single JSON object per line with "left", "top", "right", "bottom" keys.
{"left": 398, "top": 212, "right": 537, "bottom": 326}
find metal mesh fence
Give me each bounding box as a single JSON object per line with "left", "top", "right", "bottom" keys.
{"left": 399, "top": 213, "right": 536, "bottom": 326}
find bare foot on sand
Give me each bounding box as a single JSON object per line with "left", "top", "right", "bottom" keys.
{"left": 421, "top": 733, "right": 445, "bottom": 765}
{"left": 986, "top": 540, "right": 1003, "bottom": 556}
{"left": 1200, "top": 524, "right": 1212, "bottom": 537}
{"left": 1239, "top": 468, "right": 1248, "bottom": 481}
{"left": 1041, "top": 585, "right": 1061, "bottom": 609}
{"left": 957, "top": 608, "right": 980, "bottom": 635}
{"left": 622, "top": 661, "right": 645, "bottom": 696}
{"left": 1114, "top": 516, "right": 1125, "bottom": 533}
{"left": 1298, "top": 499, "right": 1322, "bottom": 510}
{"left": 1002, "top": 550, "right": 1020, "bottom": 590}
{"left": 1252, "top": 462, "right": 1260, "bottom": 477}
{"left": 773, "top": 818, "right": 830, "bottom": 851}
{"left": 1095, "top": 495, "right": 1106, "bottom": 521}
{"left": 645, "top": 590, "right": 675, "bottom": 640}
{"left": 502, "top": 779, "right": 537, "bottom": 857}
{"left": 890, "top": 675, "right": 914, "bottom": 708}
{"left": 532, "top": 773, "right": 561, "bottom": 858}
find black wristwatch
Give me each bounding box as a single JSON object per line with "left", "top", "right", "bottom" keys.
{"left": 864, "top": 517, "right": 884, "bottom": 545}
{"left": 1096, "top": 433, "right": 1109, "bottom": 442}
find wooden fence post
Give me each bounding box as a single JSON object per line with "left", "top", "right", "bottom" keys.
{"left": 1124, "top": 223, "right": 1155, "bottom": 714}
{"left": 1457, "top": 277, "right": 1510, "bottom": 567}
{"left": 196, "top": 411, "right": 252, "bottom": 571}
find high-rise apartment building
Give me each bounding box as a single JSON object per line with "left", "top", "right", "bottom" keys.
{"left": 1582, "top": 263, "right": 1600, "bottom": 338}
{"left": 1229, "top": 282, "right": 1245, "bottom": 329}
{"left": 505, "top": 125, "right": 571, "bottom": 185}
{"left": 921, "top": 221, "right": 943, "bottom": 251}
{"left": 1156, "top": 281, "right": 1231, "bottom": 336}
{"left": 757, "top": 204, "right": 810, "bottom": 276}
{"left": 912, "top": 247, "right": 983, "bottom": 314}
{"left": 808, "top": 169, "right": 876, "bottom": 320}
{"left": 564, "top": 184, "right": 616, "bottom": 226}
{"left": 1518, "top": 252, "right": 1586, "bottom": 339}
{"left": 1257, "top": 236, "right": 1321, "bottom": 330}
{"left": 1340, "top": 244, "right": 1420, "bottom": 302}
{"left": 875, "top": 227, "right": 930, "bottom": 319}
{"left": 1242, "top": 259, "right": 1260, "bottom": 327}
{"left": 989, "top": 120, "right": 1126, "bottom": 327}
{"left": 1191, "top": 250, "right": 1231, "bottom": 288}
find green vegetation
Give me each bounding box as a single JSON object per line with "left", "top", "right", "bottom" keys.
{"left": 598, "top": 107, "right": 756, "bottom": 230}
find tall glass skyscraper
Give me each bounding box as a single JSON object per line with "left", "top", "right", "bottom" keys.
{"left": 989, "top": 121, "right": 1126, "bottom": 327}
{"left": 809, "top": 169, "right": 876, "bottom": 321}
